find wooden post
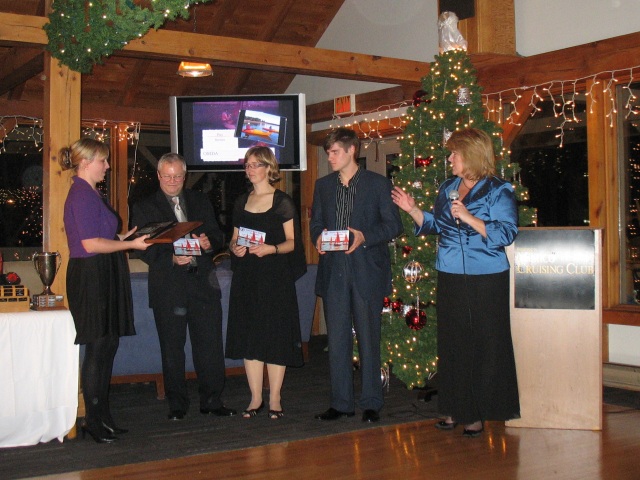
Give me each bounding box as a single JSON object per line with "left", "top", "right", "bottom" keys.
{"left": 42, "top": 56, "right": 80, "bottom": 302}
{"left": 43, "top": 52, "right": 82, "bottom": 438}
{"left": 457, "top": 0, "right": 516, "bottom": 56}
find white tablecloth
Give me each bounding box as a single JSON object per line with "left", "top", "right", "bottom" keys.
{"left": 0, "top": 310, "right": 79, "bottom": 448}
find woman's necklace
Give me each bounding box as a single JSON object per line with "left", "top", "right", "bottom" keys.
{"left": 462, "top": 178, "right": 477, "bottom": 190}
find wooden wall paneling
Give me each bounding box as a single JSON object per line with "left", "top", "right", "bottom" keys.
{"left": 42, "top": 55, "right": 80, "bottom": 303}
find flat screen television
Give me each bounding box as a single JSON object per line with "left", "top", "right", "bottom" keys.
{"left": 169, "top": 93, "right": 307, "bottom": 172}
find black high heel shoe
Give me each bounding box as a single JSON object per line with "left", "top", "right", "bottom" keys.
{"left": 81, "top": 423, "right": 117, "bottom": 443}
{"left": 242, "top": 401, "right": 265, "bottom": 418}
{"left": 102, "top": 421, "right": 129, "bottom": 435}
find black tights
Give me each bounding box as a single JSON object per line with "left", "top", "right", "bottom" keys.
{"left": 82, "top": 335, "right": 119, "bottom": 427}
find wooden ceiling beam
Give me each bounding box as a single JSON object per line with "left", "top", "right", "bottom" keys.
{"left": 122, "top": 29, "right": 426, "bottom": 85}
{"left": 477, "top": 30, "right": 640, "bottom": 94}
{"left": 0, "top": 12, "right": 426, "bottom": 86}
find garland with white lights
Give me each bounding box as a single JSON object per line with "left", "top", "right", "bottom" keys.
{"left": 483, "top": 65, "right": 640, "bottom": 147}
{"left": 44, "top": 0, "right": 212, "bottom": 74}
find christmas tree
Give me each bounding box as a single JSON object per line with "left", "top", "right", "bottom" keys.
{"left": 382, "top": 47, "right": 536, "bottom": 388}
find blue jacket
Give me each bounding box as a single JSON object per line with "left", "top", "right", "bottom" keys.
{"left": 416, "top": 176, "right": 518, "bottom": 275}
{"left": 310, "top": 169, "right": 403, "bottom": 304}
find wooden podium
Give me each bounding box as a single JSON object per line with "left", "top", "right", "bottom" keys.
{"left": 506, "top": 227, "right": 602, "bottom": 430}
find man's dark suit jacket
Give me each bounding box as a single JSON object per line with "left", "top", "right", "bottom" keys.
{"left": 310, "top": 169, "right": 403, "bottom": 305}
{"left": 131, "top": 189, "right": 223, "bottom": 309}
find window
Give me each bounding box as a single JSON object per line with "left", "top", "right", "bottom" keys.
{"left": 510, "top": 99, "right": 589, "bottom": 227}
{"left": 0, "top": 122, "right": 111, "bottom": 260}
{"left": 618, "top": 82, "right": 640, "bottom": 304}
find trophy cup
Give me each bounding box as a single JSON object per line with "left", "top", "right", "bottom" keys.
{"left": 31, "top": 251, "right": 64, "bottom": 310}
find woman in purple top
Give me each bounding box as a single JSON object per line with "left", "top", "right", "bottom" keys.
{"left": 60, "top": 138, "right": 150, "bottom": 443}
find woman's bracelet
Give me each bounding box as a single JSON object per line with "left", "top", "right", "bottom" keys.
{"left": 274, "top": 244, "right": 279, "bottom": 255}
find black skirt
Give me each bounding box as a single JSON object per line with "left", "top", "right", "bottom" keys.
{"left": 436, "top": 270, "right": 520, "bottom": 424}
{"left": 67, "top": 252, "right": 136, "bottom": 344}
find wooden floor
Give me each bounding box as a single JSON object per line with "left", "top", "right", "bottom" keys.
{"left": 36, "top": 404, "right": 640, "bottom": 480}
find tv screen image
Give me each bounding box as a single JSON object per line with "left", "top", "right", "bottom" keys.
{"left": 170, "top": 94, "right": 306, "bottom": 172}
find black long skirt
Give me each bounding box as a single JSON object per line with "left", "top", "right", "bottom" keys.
{"left": 436, "top": 270, "right": 520, "bottom": 424}
{"left": 67, "top": 252, "right": 136, "bottom": 345}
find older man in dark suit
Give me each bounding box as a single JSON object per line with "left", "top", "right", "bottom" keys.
{"left": 131, "top": 153, "right": 236, "bottom": 421}
{"left": 311, "top": 128, "right": 403, "bottom": 423}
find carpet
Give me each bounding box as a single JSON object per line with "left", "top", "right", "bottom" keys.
{"left": 0, "top": 336, "right": 440, "bottom": 480}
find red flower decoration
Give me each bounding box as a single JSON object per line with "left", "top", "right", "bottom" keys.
{"left": 402, "top": 245, "right": 413, "bottom": 256}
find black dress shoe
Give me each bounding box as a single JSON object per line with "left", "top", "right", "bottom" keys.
{"left": 200, "top": 406, "right": 237, "bottom": 416}
{"left": 81, "top": 424, "right": 117, "bottom": 443}
{"left": 102, "top": 421, "right": 129, "bottom": 435}
{"left": 362, "top": 409, "right": 380, "bottom": 423}
{"left": 314, "top": 407, "right": 355, "bottom": 420}
{"left": 434, "top": 420, "right": 458, "bottom": 430}
{"left": 168, "top": 410, "right": 186, "bottom": 421}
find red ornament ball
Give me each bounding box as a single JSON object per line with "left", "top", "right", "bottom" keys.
{"left": 405, "top": 308, "right": 427, "bottom": 330}
{"left": 383, "top": 297, "right": 391, "bottom": 308}
{"left": 391, "top": 299, "right": 404, "bottom": 313}
{"left": 402, "top": 245, "right": 413, "bottom": 256}
{"left": 414, "top": 156, "right": 433, "bottom": 168}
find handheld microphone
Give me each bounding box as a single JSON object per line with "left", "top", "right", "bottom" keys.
{"left": 449, "top": 190, "right": 460, "bottom": 226}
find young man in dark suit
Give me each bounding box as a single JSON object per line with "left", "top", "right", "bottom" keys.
{"left": 311, "top": 128, "right": 403, "bottom": 423}
{"left": 131, "top": 153, "right": 236, "bottom": 421}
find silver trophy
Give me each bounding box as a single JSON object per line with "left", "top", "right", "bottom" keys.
{"left": 31, "top": 251, "right": 64, "bottom": 310}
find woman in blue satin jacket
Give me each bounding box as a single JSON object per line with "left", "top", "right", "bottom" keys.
{"left": 392, "top": 128, "right": 520, "bottom": 438}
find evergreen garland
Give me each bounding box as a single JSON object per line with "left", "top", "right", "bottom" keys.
{"left": 44, "top": 0, "right": 212, "bottom": 74}
{"left": 384, "top": 49, "right": 536, "bottom": 388}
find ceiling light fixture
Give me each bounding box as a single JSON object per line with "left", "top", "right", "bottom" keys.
{"left": 177, "top": 61, "right": 213, "bottom": 77}
{"left": 177, "top": 7, "right": 212, "bottom": 78}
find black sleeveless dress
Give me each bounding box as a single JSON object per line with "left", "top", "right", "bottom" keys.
{"left": 226, "top": 190, "right": 305, "bottom": 367}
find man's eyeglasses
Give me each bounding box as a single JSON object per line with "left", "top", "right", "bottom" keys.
{"left": 244, "top": 163, "right": 266, "bottom": 170}
{"left": 160, "top": 174, "right": 185, "bottom": 182}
